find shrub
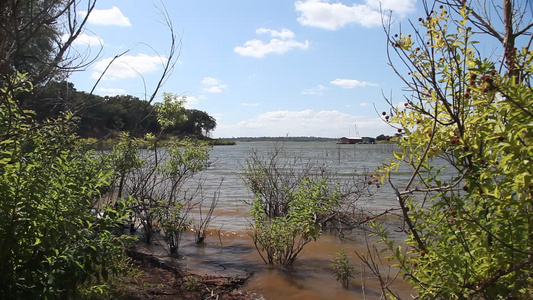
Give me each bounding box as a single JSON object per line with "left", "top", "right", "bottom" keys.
{"left": 250, "top": 178, "right": 339, "bottom": 266}
{"left": 331, "top": 249, "right": 354, "bottom": 289}
{"left": 362, "top": 1, "right": 533, "bottom": 299}
{"left": 0, "top": 74, "right": 131, "bottom": 298}
{"left": 125, "top": 137, "right": 211, "bottom": 253}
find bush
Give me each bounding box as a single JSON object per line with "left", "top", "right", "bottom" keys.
{"left": 362, "top": 1, "right": 533, "bottom": 299}
{"left": 0, "top": 74, "right": 131, "bottom": 298}
{"left": 123, "top": 136, "right": 211, "bottom": 253}
{"left": 250, "top": 176, "right": 339, "bottom": 266}
{"left": 331, "top": 249, "right": 354, "bottom": 289}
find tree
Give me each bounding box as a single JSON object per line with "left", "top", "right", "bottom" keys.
{"left": 161, "top": 108, "right": 217, "bottom": 138}
{"left": 181, "top": 109, "right": 217, "bottom": 137}
{"left": 0, "top": 0, "right": 98, "bottom": 85}
{"left": 0, "top": 74, "right": 131, "bottom": 298}
{"left": 0, "top": 0, "right": 181, "bottom": 297}
{"left": 360, "top": 0, "right": 533, "bottom": 299}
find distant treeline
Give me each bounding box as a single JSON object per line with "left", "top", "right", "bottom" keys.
{"left": 223, "top": 136, "right": 338, "bottom": 142}
{"left": 224, "top": 135, "right": 397, "bottom": 143}
{"left": 19, "top": 81, "right": 216, "bottom": 139}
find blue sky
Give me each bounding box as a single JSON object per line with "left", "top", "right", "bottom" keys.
{"left": 68, "top": 0, "right": 422, "bottom": 138}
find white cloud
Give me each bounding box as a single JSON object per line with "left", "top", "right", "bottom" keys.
{"left": 183, "top": 96, "right": 199, "bottom": 108}
{"left": 295, "top": 0, "right": 415, "bottom": 30}
{"left": 96, "top": 87, "right": 126, "bottom": 95}
{"left": 241, "top": 102, "right": 260, "bottom": 107}
{"left": 204, "top": 86, "right": 227, "bottom": 93}
{"left": 213, "top": 109, "right": 392, "bottom": 138}
{"left": 201, "top": 77, "right": 228, "bottom": 93}
{"left": 62, "top": 33, "right": 103, "bottom": 47}
{"left": 256, "top": 28, "right": 295, "bottom": 40}
{"left": 201, "top": 77, "right": 219, "bottom": 86}
{"left": 359, "top": 102, "right": 370, "bottom": 106}
{"left": 235, "top": 28, "right": 309, "bottom": 58}
{"left": 302, "top": 84, "right": 326, "bottom": 95}
{"left": 80, "top": 6, "right": 131, "bottom": 27}
{"left": 91, "top": 53, "right": 166, "bottom": 80}
{"left": 330, "top": 78, "right": 378, "bottom": 88}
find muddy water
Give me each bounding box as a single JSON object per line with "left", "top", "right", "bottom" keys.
{"left": 143, "top": 142, "right": 418, "bottom": 298}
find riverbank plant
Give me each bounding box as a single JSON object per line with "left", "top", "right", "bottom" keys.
{"left": 331, "top": 249, "right": 355, "bottom": 289}
{"left": 244, "top": 145, "right": 375, "bottom": 266}
{"left": 0, "top": 74, "right": 133, "bottom": 298}
{"left": 250, "top": 178, "right": 339, "bottom": 266}
{"left": 118, "top": 95, "right": 213, "bottom": 253}
{"left": 360, "top": 1, "right": 533, "bottom": 299}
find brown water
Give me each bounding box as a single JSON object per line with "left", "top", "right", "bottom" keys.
{"left": 138, "top": 142, "right": 420, "bottom": 299}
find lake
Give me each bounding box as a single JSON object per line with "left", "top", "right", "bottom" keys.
{"left": 141, "top": 141, "right": 417, "bottom": 299}
{"left": 198, "top": 141, "right": 409, "bottom": 232}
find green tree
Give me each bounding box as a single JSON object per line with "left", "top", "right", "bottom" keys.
{"left": 361, "top": 0, "right": 533, "bottom": 299}
{"left": 0, "top": 0, "right": 97, "bottom": 85}
{"left": 0, "top": 74, "right": 131, "bottom": 298}
{"left": 182, "top": 109, "right": 217, "bottom": 137}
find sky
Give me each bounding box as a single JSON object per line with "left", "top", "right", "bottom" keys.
{"left": 67, "top": 0, "right": 424, "bottom": 138}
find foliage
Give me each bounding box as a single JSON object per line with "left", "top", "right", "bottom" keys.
{"left": 155, "top": 93, "right": 188, "bottom": 130}
{"left": 0, "top": 0, "right": 97, "bottom": 84}
{"left": 0, "top": 74, "right": 131, "bottom": 298}
{"left": 243, "top": 145, "right": 329, "bottom": 219}
{"left": 109, "top": 132, "right": 144, "bottom": 201}
{"left": 181, "top": 109, "right": 217, "bottom": 137}
{"left": 365, "top": 1, "right": 533, "bottom": 299}
{"left": 250, "top": 177, "right": 339, "bottom": 266}
{"left": 331, "top": 249, "right": 354, "bottom": 289}
{"left": 126, "top": 137, "right": 211, "bottom": 253}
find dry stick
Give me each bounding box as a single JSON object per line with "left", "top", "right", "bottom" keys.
{"left": 360, "top": 262, "right": 367, "bottom": 300}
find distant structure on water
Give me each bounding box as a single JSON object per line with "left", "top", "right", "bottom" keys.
{"left": 337, "top": 136, "right": 376, "bottom": 144}
{"left": 337, "top": 124, "right": 374, "bottom": 144}
{"left": 338, "top": 136, "right": 363, "bottom": 144}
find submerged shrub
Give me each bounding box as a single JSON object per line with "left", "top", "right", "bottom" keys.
{"left": 250, "top": 178, "right": 339, "bottom": 266}
{"left": 331, "top": 249, "right": 354, "bottom": 289}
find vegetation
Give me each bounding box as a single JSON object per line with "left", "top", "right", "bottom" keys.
{"left": 243, "top": 145, "right": 375, "bottom": 266}
{"left": 250, "top": 177, "right": 339, "bottom": 266}
{"left": 0, "top": 0, "right": 220, "bottom": 297}
{"left": 360, "top": 0, "right": 533, "bottom": 299}
{"left": 331, "top": 249, "right": 355, "bottom": 289}
{"left": 0, "top": 0, "right": 137, "bottom": 297}
{"left": 124, "top": 135, "right": 212, "bottom": 253}
{"left": 17, "top": 81, "right": 218, "bottom": 140}
{"left": 0, "top": 75, "right": 133, "bottom": 299}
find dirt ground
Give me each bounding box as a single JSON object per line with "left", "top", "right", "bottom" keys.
{"left": 115, "top": 248, "right": 254, "bottom": 300}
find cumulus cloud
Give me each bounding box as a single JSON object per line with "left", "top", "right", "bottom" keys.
{"left": 213, "top": 109, "right": 391, "bottom": 138}
{"left": 302, "top": 84, "right": 326, "bottom": 95}
{"left": 80, "top": 6, "right": 131, "bottom": 27}
{"left": 201, "top": 77, "right": 228, "bottom": 93}
{"left": 183, "top": 96, "right": 199, "bottom": 108}
{"left": 62, "top": 33, "right": 103, "bottom": 47}
{"left": 91, "top": 53, "right": 166, "bottom": 80}
{"left": 295, "top": 0, "right": 416, "bottom": 30}
{"left": 235, "top": 28, "right": 309, "bottom": 58}
{"left": 201, "top": 77, "right": 219, "bottom": 86}
{"left": 330, "top": 78, "right": 378, "bottom": 88}
{"left": 256, "top": 28, "right": 296, "bottom": 40}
